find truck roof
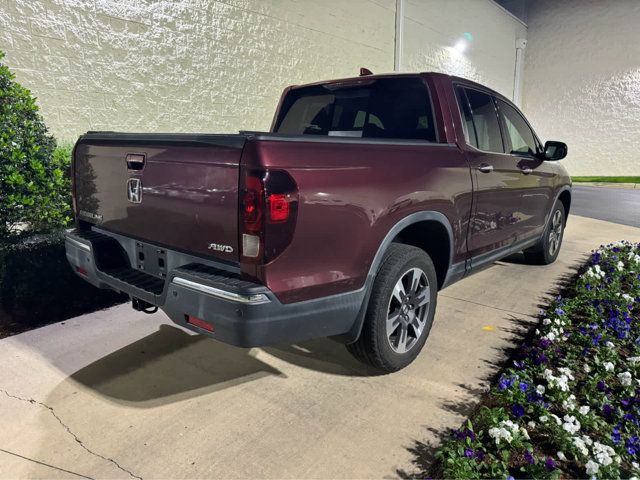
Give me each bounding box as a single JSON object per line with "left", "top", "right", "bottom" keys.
{"left": 287, "top": 71, "right": 508, "bottom": 103}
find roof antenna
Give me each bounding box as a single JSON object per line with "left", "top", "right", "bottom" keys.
{"left": 359, "top": 67, "right": 373, "bottom": 76}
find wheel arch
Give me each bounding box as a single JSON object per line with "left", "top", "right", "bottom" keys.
{"left": 336, "top": 211, "right": 455, "bottom": 344}
{"left": 557, "top": 188, "right": 571, "bottom": 221}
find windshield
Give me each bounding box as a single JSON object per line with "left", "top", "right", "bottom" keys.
{"left": 274, "top": 77, "right": 437, "bottom": 142}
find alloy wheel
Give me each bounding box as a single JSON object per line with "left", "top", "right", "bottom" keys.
{"left": 386, "top": 267, "right": 431, "bottom": 354}
{"left": 548, "top": 209, "right": 563, "bottom": 256}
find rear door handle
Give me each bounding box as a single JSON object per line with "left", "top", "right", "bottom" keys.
{"left": 521, "top": 167, "right": 533, "bottom": 175}
{"left": 478, "top": 164, "right": 494, "bottom": 173}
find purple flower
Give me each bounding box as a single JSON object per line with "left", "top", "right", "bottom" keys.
{"left": 512, "top": 404, "right": 525, "bottom": 418}
{"left": 555, "top": 308, "right": 565, "bottom": 316}
{"left": 519, "top": 382, "right": 529, "bottom": 392}
{"left": 544, "top": 457, "right": 556, "bottom": 471}
{"left": 603, "top": 404, "right": 614, "bottom": 418}
{"left": 524, "top": 450, "right": 535, "bottom": 465}
{"left": 453, "top": 428, "right": 475, "bottom": 441}
{"left": 464, "top": 448, "right": 475, "bottom": 458}
{"left": 499, "top": 375, "right": 517, "bottom": 390}
{"left": 625, "top": 435, "right": 639, "bottom": 456}
{"left": 597, "top": 381, "right": 606, "bottom": 392}
{"left": 612, "top": 424, "right": 621, "bottom": 445}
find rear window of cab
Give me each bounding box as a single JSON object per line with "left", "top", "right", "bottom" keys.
{"left": 274, "top": 77, "right": 437, "bottom": 142}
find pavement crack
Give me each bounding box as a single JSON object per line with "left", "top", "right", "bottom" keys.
{"left": 1, "top": 389, "right": 142, "bottom": 480}
{"left": 439, "top": 293, "right": 533, "bottom": 318}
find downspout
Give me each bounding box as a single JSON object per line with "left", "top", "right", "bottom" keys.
{"left": 513, "top": 38, "right": 527, "bottom": 106}
{"left": 394, "top": 0, "right": 404, "bottom": 71}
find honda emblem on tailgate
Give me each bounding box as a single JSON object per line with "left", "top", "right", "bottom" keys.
{"left": 127, "top": 178, "right": 142, "bottom": 203}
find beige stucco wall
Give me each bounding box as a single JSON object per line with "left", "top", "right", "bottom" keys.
{"left": 0, "top": 0, "right": 395, "bottom": 142}
{"left": 401, "top": 0, "right": 527, "bottom": 100}
{"left": 522, "top": 0, "right": 640, "bottom": 175}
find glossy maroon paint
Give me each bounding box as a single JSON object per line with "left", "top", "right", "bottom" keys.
{"left": 74, "top": 72, "right": 570, "bottom": 306}
{"left": 74, "top": 140, "right": 243, "bottom": 262}
{"left": 240, "top": 137, "right": 472, "bottom": 303}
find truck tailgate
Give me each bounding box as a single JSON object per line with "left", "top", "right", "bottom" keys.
{"left": 74, "top": 133, "right": 246, "bottom": 262}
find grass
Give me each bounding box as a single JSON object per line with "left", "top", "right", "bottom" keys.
{"left": 572, "top": 176, "right": 640, "bottom": 184}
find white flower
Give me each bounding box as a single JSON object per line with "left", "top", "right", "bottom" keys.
{"left": 622, "top": 293, "right": 634, "bottom": 303}
{"left": 528, "top": 421, "right": 536, "bottom": 428}
{"left": 550, "top": 413, "right": 562, "bottom": 425}
{"left": 579, "top": 406, "right": 590, "bottom": 415}
{"left": 592, "top": 441, "right": 615, "bottom": 466}
{"left": 586, "top": 459, "right": 600, "bottom": 475}
{"left": 629, "top": 357, "right": 640, "bottom": 365}
{"left": 536, "top": 385, "right": 546, "bottom": 394}
{"left": 573, "top": 437, "right": 589, "bottom": 456}
{"left": 618, "top": 371, "right": 633, "bottom": 386}
{"left": 487, "top": 420, "right": 520, "bottom": 445}
{"left": 604, "top": 361, "right": 615, "bottom": 372}
{"left": 562, "top": 414, "right": 581, "bottom": 434}
{"left": 562, "top": 394, "right": 577, "bottom": 411}
{"left": 557, "top": 451, "right": 567, "bottom": 461}
{"left": 539, "top": 415, "right": 548, "bottom": 423}
{"left": 584, "top": 363, "right": 592, "bottom": 373}
{"left": 605, "top": 341, "right": 615, "bottom": 348}
{"left": 543, "top": 318, "right": 552, "bottom": 325}
{"left": 617, "top": 261, "right": 625, "bottom": 271}
{"left": 558, "top": 367, "right": 575, "bottom": 380}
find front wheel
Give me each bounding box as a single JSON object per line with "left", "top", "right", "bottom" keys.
{"left": 524, "top": 201, "right": 566, "bottom": 265}
{"left": 347, "top": 243, "right": 438, "bottom": 373}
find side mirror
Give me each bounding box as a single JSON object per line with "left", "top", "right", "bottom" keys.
{"left": 543, "top": 141, "right": 567, "bottom": 161}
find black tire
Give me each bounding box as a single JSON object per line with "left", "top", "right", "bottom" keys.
{"left": 347, "top": 243, "right": 438, "bottom": 373}
{"left": 523, "top": 201, "right": 566, "bottom": 265}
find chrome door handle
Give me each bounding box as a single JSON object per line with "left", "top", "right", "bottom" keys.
{"left": 521, "top": 167, "right": 533, "bottom": 175}
{"left": 478, "top": 164, "right": 494, "bottom": 173}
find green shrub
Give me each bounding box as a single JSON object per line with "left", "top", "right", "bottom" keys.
{"left": 0, "top": 51, "right": 72, "bottom": 238}
{"left": 0, "top": 233, "right": 126, "bottom": 335}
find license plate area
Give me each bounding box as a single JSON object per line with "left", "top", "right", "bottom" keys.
{"left": 135, "top": 241, "right": 167, "bottom": 278}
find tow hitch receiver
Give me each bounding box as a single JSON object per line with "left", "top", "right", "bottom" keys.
{"left": 132, "top": 297, "right": 158, "bottom": 314}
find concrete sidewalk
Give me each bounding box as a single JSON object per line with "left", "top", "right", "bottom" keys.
{"left": 1, "top": 216, "right": 639, "bottom": 479}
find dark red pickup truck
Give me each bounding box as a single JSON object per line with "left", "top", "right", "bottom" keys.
{"left": 65, "top": 72, "right": 570, "bottom": 372}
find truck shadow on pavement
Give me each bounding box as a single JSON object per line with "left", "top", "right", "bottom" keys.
{"left": 70, "top": 324, "right": 284, "bottom": 407}
{"left": 69, "top": 325, "right": 379, "bottom": 407}
{"left": 264, "top": 340, "right": 383, "bottom": 377}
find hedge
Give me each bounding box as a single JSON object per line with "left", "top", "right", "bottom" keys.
{"left": 0, "top": 232, "right": 126, "bottom": 337}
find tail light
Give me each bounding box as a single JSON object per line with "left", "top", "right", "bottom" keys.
{"left": 240, "top": 169, "right": 298, "bottom": 263}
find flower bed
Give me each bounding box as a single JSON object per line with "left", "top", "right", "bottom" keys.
{"left": 432, "top": 241, "right": 640, "bottom": 479}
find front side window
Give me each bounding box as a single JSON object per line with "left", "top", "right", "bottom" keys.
{"left": 496, "top": 99, "right": 539, "bottom": 156}
{"left": 462, "top": 88, "right": 504, "bottom": 153}
{"left": 275, "top": 78, "right": 437, "bottom": 141}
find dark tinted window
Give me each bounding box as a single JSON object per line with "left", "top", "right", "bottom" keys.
{"left": 463, "top": 88, "right": 504, "bottom": 153}
{"left": 496, "top": 99, "right": 538, "bottom": 155}
{"left": 455, "top": 87, "right": 476, "bottom": 147}
{"left": 275, "top": 78, "right": 437, "bottom": 141}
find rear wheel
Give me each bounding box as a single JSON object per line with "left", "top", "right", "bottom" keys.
{"left": 524, "top": 201, "right": 565, "bottom": 265}
{"left": 347, "top": 243, "right": 438, "bottom": 372}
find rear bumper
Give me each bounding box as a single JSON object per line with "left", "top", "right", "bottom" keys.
{"left": 65, "top": 229, "right": 364, "bottom": 347}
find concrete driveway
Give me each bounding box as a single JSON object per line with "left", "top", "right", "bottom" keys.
{"left": 1, "top": 216, "right": 639, "bottom": 479}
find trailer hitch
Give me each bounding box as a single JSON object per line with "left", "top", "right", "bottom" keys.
{"left": 132, "top": 297, "right": 158, "bottom": 314}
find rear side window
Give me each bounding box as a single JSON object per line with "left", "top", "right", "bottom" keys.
{"left": 275, "top": 78, "right": 437, "bottom": 142}
{"left": 459, "top": 88, "right": 504, "bottom": 153}
{"left": 496, "top": 99, "right": 539, "bottom": 156}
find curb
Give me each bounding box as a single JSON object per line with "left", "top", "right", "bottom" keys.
{"left": 573, "top": 182, "right": 638, "bottom": 189}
